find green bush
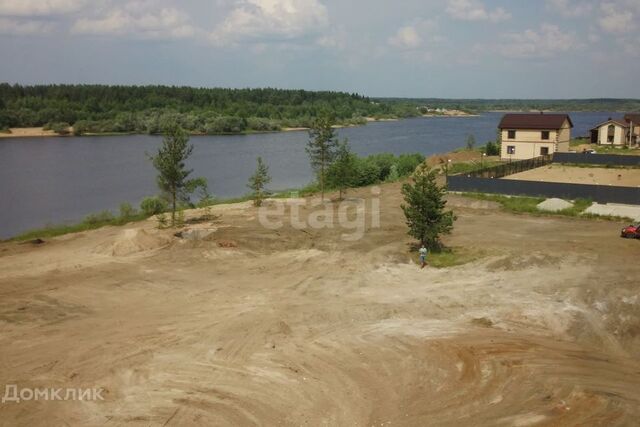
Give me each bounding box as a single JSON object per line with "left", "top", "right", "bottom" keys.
{"left": 324, "top": 152, "right": 425, "bottom": 189}
{"left": 140, "top": 196, "right": 167, "bottom": 216}
{"left": 83, "top": 210, "right": 115, "bottom": 225}
{"left": 396, "top": 153, "right": 425, "bottom": 176}
{"left": 484, "top": 141, "right": 500, "bottom": 156}
{"left": 119, "top": 202, "right": 137, "bottom": 219}
{"left": 353, "top": 157, "right": 382, "bottom": 186}
{"left": 44, "top": 122, "right": 71, "bottom": 135}
{"left": 368, "top": 153, "right": 396, "bottom": 181}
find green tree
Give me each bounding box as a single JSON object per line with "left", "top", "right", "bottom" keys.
{"left": 466, "top": 134, "right": 476, "bottom": 151}
{"left": 150, "top": 122, "right": 205, "bottom": 225}
{"left": 484, "top": 140, "right": 500, "bottom": 156}
{"left": 326, "top": 140, "right": 357, "bottom": 200}
{"left": 247, "top": 157, "right": 272, "bottom": 207}
{"left": 401, "top": 167, "right": 455, "bottom": 250}
{"left": 306, "top": 116, "right": 339, "bottom": 200}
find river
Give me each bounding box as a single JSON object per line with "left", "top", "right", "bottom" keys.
{"left": 0, "top": 111, "right": 616, "bottom": 238}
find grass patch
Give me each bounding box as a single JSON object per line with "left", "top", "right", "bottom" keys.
{"left": 593, "top": 146, "right": 640, "bottom": 155}
{"left": 570, "top": 138, "right": 589, "bottom": 147}
{"left": 460, "top": 193, "right": 633, "bottom": 222}
{"left": 463, "top": 192, "right": 543, "bottom": 213}
{"left": 424, "top": 247, "right": 485, "bottom": 269}
{"left": 13, "top": 212, "right": 149, "bottom": 241}
{"left": 447, "top": 160, "right": 503, "bottom": 175}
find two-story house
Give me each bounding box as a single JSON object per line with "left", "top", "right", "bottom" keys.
{"left": 498, "top": 113, "right": 573, "bottom": 160}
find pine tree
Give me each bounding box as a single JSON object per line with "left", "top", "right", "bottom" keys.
{"left": 307, "top": 116, "right": 339, "bottom": 200}
{"left": 401, "top": 166, "right": 455, "bottom": 249}
{"left": 248, "top": 157, "right": 272, "bottom": 207}
{"left": 151, "top": 122, "right": 204, "bottom": 225}
{"left": 326, "top": 140, "right": 356, "bottom": 200}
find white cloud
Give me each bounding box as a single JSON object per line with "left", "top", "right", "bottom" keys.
{"left": 545, "top": 0, "right": 593, "bottom": 17}
{"left": 389, "top": 26, "right": 422, "bottom": 49}
{"left": 211, "top": 0, "right": 329, "bottom": 44}
{"left": 599, "top": 2, "right": 633, "bottom": 34}
{"left": 0, "top": 17, "right": 54, "bottom": 34}
{"left": 495, "top": 24, "right": 578, "bottom": 59}
{"left": 71, "top": 2, "right": 196, "bottom": 40}
{"left": 445, "top": 0, "right": 511, "bottom": 22}
{"left": 0, "top": 0, "right": 87, "bottom": 16}
{"left": 388, "top": 19, "right": 441, "bottom": 50}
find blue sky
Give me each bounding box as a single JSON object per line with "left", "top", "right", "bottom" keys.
{"left": 0, "top": 0, "right": 638, "bottom": 98}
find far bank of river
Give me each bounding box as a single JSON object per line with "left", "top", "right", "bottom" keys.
{"left": 0, "top": 112, "right": 616, "bottom": 238}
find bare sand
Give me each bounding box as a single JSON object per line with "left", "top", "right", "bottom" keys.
{"left": 504, "top": 164, "right": 640, "bottom": 187}
{"left": 0, "top": 127, "right": 62, "bottom": 138}
{"left": 1, "top": 183, "right": 639, "bottom": 425}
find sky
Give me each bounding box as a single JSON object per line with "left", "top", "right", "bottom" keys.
{"left": 0, "top": 0, "right": 639, "bottom": 99}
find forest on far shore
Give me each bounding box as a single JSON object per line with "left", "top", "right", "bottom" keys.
{"left": 1, "top": 83, "right": 638, "bottom": 136}
{"left": 0, "top": 84, "right": 421, "bottom": 135}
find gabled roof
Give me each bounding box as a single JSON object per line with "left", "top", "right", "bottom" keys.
{"left": 498, "top": 113, "right": 573, "bottom": 130}
{"left": 591, "top": 118, "right": 629, "bottom": 130}
{"left": 624, "top": 113, "right": 640, "bottom": 124}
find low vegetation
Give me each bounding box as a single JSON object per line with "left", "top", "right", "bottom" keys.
{"left": 461, "top": 193, "right": 633, "bottom": 221}
{"left": 425, "top": 247, "right": 486, "bottom": 269}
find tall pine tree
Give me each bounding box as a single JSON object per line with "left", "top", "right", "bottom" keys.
{"left": 307, "top": 116, "right": 339, "bottom": 201}
{"left": 326, "top": 140, "right": 356, "bottom": 200}
{"left": 401, "top": 166, "right": 455, "bottom": 249}
{"left": 151, "top": 122, "right": 205, "bottom": 225}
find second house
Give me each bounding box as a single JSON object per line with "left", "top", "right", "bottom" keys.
{"left": 498, "top": 113, "right": 573, "bottom": 160}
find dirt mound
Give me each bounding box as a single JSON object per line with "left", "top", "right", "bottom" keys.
{"left": 93, "top": 229, "right": 171, "bottom": 256}
{"left": 537, "top": 198, "right": 574, "bottom": 212}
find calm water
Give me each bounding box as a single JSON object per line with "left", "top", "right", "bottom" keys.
{"left": 0, "top": 111, "right": 615, "bottom": 238}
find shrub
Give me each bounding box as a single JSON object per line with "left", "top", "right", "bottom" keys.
{"left": 353, "top": 157, "right": 382, "bottom": 186}
{"left": 396, "top": 153, "right": 425, "bottom": 176}
{"left": 485, "top": 141, "right": 500, "bottom": 156}
{"left": 119, "top": 202, "right": 137, "bottom": 219}
{"left": 82, "top": 210, "right": 115, "bottom": 225}
{"left": 140, "top": 196, "right": 167, "bottom": 216}
{"left": 44, "top": 122, "right": 71, "bottom": 135}
{"left": 368, "top": 153, "right": 396, "bottom": 181}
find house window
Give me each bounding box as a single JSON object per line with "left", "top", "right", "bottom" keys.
{"left": 541, "top": 131, "right": 550, "bottom": 140}
{"left": 507, "top": 130, "right": 516, "bottom": 139}
{"left": 607, "top": 124, "right": 615, "bottom": 143}
{"left": 507, "top": 145, "right": 516, "bottom": 154}
{"left": 540, "top": 147, "right": 549, "bottom": 155}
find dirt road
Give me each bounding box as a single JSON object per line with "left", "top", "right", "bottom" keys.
{"left": 1, "top": 182, "right": 639, "bottom": 426}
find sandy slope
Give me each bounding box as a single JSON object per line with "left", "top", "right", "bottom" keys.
{"left": 1, "top": 183, "right": 639, "bottom": 426}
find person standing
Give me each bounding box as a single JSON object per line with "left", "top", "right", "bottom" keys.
{"left": 419, "top": 245, "right": 428, "bottom": 269}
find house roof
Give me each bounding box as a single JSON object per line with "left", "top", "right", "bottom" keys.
{"left": 624, "top": 113, "right": 640, "bottom": 124}
{"left": 498, "top": 113, "right": 573, "bottom": 130}
{"left": 591, "top": 118, "right": 629, "bottom": 130}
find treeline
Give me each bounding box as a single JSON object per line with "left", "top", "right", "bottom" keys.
{"left": 380, "top": 97, "right": 640, "bottom": 113}
{"left": 0, "top": 84, "right": 419, "bottom": 134}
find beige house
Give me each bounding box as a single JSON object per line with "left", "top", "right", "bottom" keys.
{"left": 590, "top": 114, "right": 640, "bottom": 147}
{"left": 498, "top": 113, "right": 573, "bottom": 160}
{"left": 590, "top": 119, "right": 629, "bottom": 146}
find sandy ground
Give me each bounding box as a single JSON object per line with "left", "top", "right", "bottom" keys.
{"left": 1, "top": 183, "right": 640, "bottom": 426}
{"left": 504, "top": 164, "right": 640, "bottom": 187}
{"left": 0, "top": 128, "right": 62, "bottom": 138}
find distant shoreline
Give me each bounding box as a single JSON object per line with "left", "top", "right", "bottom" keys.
{"left": 0, "top": 114, "right": 485, "bottom": 140}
